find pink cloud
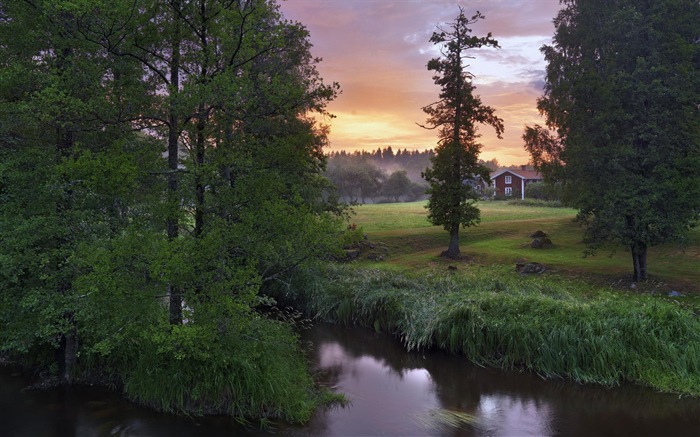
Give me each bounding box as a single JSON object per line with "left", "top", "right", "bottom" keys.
{"left": 280, "top": 0, "right": 561, "bottom": 165}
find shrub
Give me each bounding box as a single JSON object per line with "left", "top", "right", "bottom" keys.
{"left": 525, "top": 181, "right": 562, "bottom": 201}
{"left": 507, "top": 198, "right": 563, "bottom": 208}
{"left": 123, "top": 313, "right": 318, "bottom": 423}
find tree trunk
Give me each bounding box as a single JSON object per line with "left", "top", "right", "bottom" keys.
{"left": 631, "top": 241, "right": 648, "bottom": 282}
{"left": 56, "top": 321, "right": 78, "bottom": 383}
{"left": 56, "top": 129, "right": 77, "bottom": 384}
{"left": 194, "top": 111, "right": 206, "bottom": 238}
{"left": 167, "top": 0, "right": 183, "bottom": 325}
{"left": 54, "top": 37, "right": 79, "bottom": 384}
{"left": 444, "top": 223, "right": 461, "bottom": 259}
{"left": 194, "top": 3, "right": 209, "bottom": 238}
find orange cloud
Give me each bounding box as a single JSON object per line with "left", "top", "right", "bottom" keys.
{"left": 280, "top": 0, "right": 561, "bottom": 165}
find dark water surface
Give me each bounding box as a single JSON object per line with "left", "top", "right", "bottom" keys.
{"left": 2, "top": 324, "right": 699, "bottom": 436}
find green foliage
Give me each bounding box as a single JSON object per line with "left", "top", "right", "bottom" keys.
{"left": 532, "top": 0, "right": 700, "bottom": 281}
{"left": 340, "top": 224, "right": 366, "bottom": 248}
{"left": 1, "top": 0, "right": 344, "bottom": 423}
{"left": 325, "top": 152, "right": 430, "bottom": 204}
{"left": 506, "top": 198, "right": 563, "bottom": 208}
{"left": 124, "top": 315, "right": 318, "bottom": 423}
{"left": 329, "top": 148, "right": 435, "bottom": 184}
{"left": 326, "top": 159, "right": 386, "bottom": 204}
{"left": 381, "top": 170, "right": 414, "bottom": 202}
{"left": 523, "top": 181, "right": 563, "bottom": 202}
{"left": 280, "top": 264, "right": 700, "bottom": 396}
{"left": 420, "top": 8, "right": 504, "bottom": 257}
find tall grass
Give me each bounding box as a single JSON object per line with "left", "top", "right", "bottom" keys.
{"left": 123, "top": 314, "right": 320, "bottom": 424}
{"left": 275, "top": 263, "right": 700, "bottom": 396}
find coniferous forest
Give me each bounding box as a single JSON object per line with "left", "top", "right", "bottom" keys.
{"left": 325, "top": 148, "right": 500, "bottom": 204}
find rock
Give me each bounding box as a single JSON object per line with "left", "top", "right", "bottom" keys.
{"left": 531, "top": 237, "right": 553, "bottom": 249}
{"left": 366, "top": 253, "right": 384, "bottom": 261}
{"left": 668, "top": 290, "right": 683, "bottom": 297}
{"left": 516, "top": 262, "right": 546, "bottom": 275}
{"left": 529, "top": 230, "right": 548, "bottom": 238}
{"left": 344, "top": 249, "right": 360, "bottom": 261}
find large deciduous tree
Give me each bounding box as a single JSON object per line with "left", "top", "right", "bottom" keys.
{"left": 75, "top": 0, "right": 339, "bottom": 323}
{"left": 420, "top": 8, "right": 504, "bottom": 259}
{"left": 525, "top": 0, "right": 700, "bottom": 282}
{"left": 0, "top": 0, "right": 161, "bottom": 383}
{"left": 1, "top": 0, "right": 342, "bottom": 418}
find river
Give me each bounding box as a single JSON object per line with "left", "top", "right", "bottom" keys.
{"left": 2, "top": 324, "right": 699, "bottom": 436}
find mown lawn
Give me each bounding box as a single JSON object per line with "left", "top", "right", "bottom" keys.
{"left": 350, "top": 200, "right": 700, "bottom": 292}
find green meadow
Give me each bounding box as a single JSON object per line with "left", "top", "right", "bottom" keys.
{"left": 350, "top": 200, "right": 700, "bottom": 291}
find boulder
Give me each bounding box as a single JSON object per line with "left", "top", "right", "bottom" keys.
{"left": 515, "top": 262, "right": 546, "bottom": 275}
{"left": 531, "top": 237, "right": 553, "bottom": 249}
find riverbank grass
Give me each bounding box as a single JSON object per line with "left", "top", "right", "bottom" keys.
{"left": 278, "top": 263, "right": 700, "bottom": 397}
{"left": 121, "top": 314, "right": 325, "bottom": 424}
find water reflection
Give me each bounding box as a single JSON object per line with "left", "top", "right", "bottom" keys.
{"left": 0, "top": 368, "right": 246, "bottom": 437}
{"left": 1, "top": 324, "right": 699, "bottom": 436}
{"left": 311, "top": 342, "right": 440, "bottom": 435}
{"left": 296, "top": 324, "right": 700, "bottom": 437}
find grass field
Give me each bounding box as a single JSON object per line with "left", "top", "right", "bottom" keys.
{"left": 349, "top": 200, "right": 700, "bottom": 292}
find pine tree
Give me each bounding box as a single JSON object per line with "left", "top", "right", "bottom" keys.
{"left": 420, "top": 8, "right": 503, "bottom": 258}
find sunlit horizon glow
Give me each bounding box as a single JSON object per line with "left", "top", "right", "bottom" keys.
{"left": 280, "top": 0, "right": 562, "bottom": 165}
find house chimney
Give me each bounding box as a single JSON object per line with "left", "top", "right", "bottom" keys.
{"left": 520, "top": 165, "right": 527, "bottom": 171}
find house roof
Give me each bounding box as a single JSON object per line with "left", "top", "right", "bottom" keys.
{"left": 491, "top": 168, "right": 543, "bottom": 181}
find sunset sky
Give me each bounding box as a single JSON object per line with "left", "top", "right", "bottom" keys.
{"left": 279, "top": 0, "right": 563, "bottom": 165}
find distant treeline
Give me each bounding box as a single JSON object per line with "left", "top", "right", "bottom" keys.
{"left": 325, "top": 147, "right": 500, "bottom": 204}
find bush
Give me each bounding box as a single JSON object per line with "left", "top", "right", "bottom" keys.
{"left": 124, "top": 314, "right": 319, "bottom": 423}
{"left": 340, "top": 224, "right": 365, "bottom": 248}
{"left": 507, "top": 198, "right": 564, "bottom": 208}
{"left": 525, "top": 181, "right": 562, "bottom": 201}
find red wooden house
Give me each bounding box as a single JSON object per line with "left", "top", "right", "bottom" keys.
{"left": 490, "top": 166, "right": 543, "bottom": 199}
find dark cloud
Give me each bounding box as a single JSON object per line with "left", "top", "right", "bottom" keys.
{"left": 280, "top": 0, "right": 562, "bottom": 165}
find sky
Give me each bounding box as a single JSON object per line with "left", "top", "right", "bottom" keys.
{"left": 278, "top": 0, "right": 564, "bottom": 165}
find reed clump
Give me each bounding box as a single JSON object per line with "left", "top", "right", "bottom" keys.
{"left": 122, "top": 313, "right": 320, "bottom": 424}
{"left": 277, "top": 263, "right": 700, "bottom": 396}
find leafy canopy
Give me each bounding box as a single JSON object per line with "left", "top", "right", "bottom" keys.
{"left": 525, "top": 0, "right": 700, "bottom": 281}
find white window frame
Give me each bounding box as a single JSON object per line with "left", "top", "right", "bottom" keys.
{"left": 505, "top": 187, "right": 513, "bottom": 196}
{"left": 505, "top": 175, "right": 512, "bottom": 184}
